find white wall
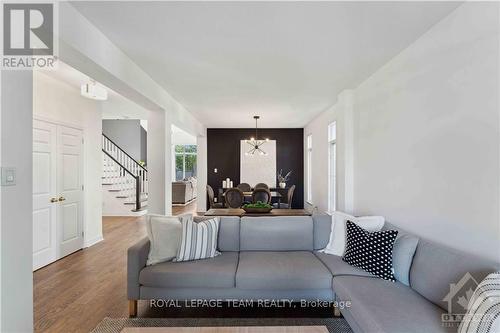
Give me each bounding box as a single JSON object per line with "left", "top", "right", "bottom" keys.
{"left": 101, "top": 91, "right": 149, "bottom": 120}
{"left": 147, "top": 110, "right": 172, "bottom": 216}
{"left": 354, "top": 2, "right": 499, "bottom": 262}
{"left": 305, "top": 2, "right": 500, "bottom": 262}
{"left": 1, "top": 70, "right": 34, "bottom": 332}
{"left": 33, "top": 70, "right": 104, "bottom": 247}
{"left": 304, "top": 90, "right": 354, "bottom": 214}
{"left": 196, "top": 132, "right": 208, "bottom": 213}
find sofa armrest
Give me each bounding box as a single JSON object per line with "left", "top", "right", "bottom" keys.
{"left": 127, "top": 237, "right": 150, "bottom": 300}
{"left": 172, "top": 183, "right": 189, "bottom": 203}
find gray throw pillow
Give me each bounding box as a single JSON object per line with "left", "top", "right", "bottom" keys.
{"left": 392, "top": 233, "right": 419, "bottom": 286}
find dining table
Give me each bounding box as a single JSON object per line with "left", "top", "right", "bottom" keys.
{"left": 220, "top": 190, "right": 282, "bottom": 206}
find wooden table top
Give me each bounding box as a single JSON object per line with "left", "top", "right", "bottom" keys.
{"left": 122, "top": 326, "right": 328, "bottom": 333}
{"left": 221, "top": 191, "right": 282, "bottom": 197}
{"left": 204, "top": 209, "right": 311, "bottom": 217}
{"left": 243, "top": 191, "right": 282, "bottom": 197}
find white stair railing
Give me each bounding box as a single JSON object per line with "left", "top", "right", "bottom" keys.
{"left": 102, "top": 134, "right": 148, "bottom": 211}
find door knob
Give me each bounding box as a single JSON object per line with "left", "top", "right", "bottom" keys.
{"left": 50, "top": 198, "right": 58, "bottom": 203}
{"left": 58, "top": 196, "right": 66, "bottom": 202}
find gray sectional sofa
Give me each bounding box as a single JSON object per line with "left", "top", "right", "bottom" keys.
{"left": 128, "top": 215, "right": 499, "bottom": 333}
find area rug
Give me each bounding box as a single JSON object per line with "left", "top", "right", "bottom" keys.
{"left": 91, "top": 317, "right": 353, "bottom": 333}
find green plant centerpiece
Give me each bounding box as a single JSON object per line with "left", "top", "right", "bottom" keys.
{"left": 242, "top": 201, "right": 273, "bottom": 213}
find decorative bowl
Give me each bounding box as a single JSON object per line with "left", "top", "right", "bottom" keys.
{"left": 243, "top": 207, "right": 273, "bottom": 214}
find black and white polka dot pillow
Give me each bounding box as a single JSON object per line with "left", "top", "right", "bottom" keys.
{"left": 342, "top": 220, "right": 398, "bottom": 281}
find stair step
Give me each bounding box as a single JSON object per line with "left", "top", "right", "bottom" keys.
{"left": 124, "top": 198, "right": 148, "bottom": 205}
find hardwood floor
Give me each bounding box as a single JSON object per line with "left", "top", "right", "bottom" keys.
{"left": 172, "top": 200, "right": 199, "bottom": 216}
{"left": 34, "top": 203, "right": 201, "bottom": 333}
{"left": 34, "top": 216, "right": 147, "bottom": 333}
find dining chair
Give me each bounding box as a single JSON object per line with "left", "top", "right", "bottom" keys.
{"left": 237, "top": 183, "right": 252, "bottom": 192}
{"left": 273, "top": 185, "right": 296, "bottom": 209}
{"left": 254, "top": 183, "right": 269, "bottom": 190}
{"left": 225, "top": 188, "right": 244, "bottom": 208}
{"left": 206, "top": 184, "right": 223, "bottom": 209}
{"left": 252, "top": 188, "right": 271, "bottom": 204}
{"left": 237, "top": 183, "right": 252, "bottom": 204}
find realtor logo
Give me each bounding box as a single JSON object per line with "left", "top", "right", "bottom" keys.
{"left": 3, "top": 3, "right": 53, "bottom": 55}
{"left": 1, "top": 2, "right": 57, "bottom": 69}
{"left": 441, "top": 272, "right": 479, "bottom": 326}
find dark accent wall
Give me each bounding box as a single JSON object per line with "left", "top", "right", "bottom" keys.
{"left": 207, "top": 128, "right": 304, "bottom": 209}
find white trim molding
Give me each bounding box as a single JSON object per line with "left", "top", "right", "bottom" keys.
{"left": 84, "top": 235, "right": 104, "bottom": 248}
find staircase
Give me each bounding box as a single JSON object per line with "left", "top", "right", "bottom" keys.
{"left": 102, "top": 134, "right": 148, "bottom": 214}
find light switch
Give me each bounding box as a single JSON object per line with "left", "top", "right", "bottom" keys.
{"left": 1, "top": 167, "right": 16, "bottom": 186}
{"left": 214, "top": 168, "right": 218, "bottom": 173}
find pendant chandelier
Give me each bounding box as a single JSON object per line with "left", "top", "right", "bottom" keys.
{"left": 245, "top": 116, "right": 269, "bottom": 156}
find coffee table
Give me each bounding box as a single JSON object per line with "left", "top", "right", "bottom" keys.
{"left": 121, "top": 326, "right": 328, "bottom": 333}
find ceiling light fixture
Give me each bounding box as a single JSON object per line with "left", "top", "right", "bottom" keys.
{"left": 245, "top": 115, "right": 269, "bottom": 156}
{"left": 81, "top": 80, "right": 108, "bottom": 101}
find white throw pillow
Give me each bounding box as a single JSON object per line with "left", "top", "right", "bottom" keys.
{"left": 458, "top": 272, "right": 500, "bottom": 333}
{"left": 145, "top": 214, "right": 189, "bottom": 266}
{"left": 322, "top": 211, "right": 385, "bottom": 256}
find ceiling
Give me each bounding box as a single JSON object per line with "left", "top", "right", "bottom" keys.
{"left": 71, "top": 1, "right": 460, "bottom": 128}
{"left": 41, "top": 61, "right": 149, "bottom": 120}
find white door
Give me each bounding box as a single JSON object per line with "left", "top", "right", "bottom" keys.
{"left": 33, "top": 120, "right": 58, "bottom": 270}
{"left": 33, "top": 120, "right": 84, "bottom": 270}
{"left": 57, "top": 125, "right": 84, "bottom": 258}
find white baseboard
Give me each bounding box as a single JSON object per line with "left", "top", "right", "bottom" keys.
{"left": 84, "top": 235, "right": 104, "bottom": 248}
{"left": 172, "top": 198, "right": 197, "bottom": 207}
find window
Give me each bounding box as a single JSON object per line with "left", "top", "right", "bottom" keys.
{"left": 175, "top": 145, "right": 197, "bottom": 181}
{"left": 306, "top": 134, "right": 313, "bottom": 203}
{"left": 328, "top": 122, "right": 337, "bottom": 212}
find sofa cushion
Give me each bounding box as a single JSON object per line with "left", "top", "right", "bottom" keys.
{"left": 410, "top": 238, "right": 499, "bottom": 311}
{"left": 313, "top": 214, "right": 331, "bottom": 250}
{"left": 240, "top": 216, "right": 313, "bottom": 251}
{"left": 382, "top": 222, "right": 419, "bottom": 286}
{"left": 194, "top": 216, "right": 240, "bottom": 251}
{"left": 314, "top": 252, "right": 376, "bottom": 278}
{"left": 139, "top": 251, "right": 238, "bottom": 288}
{"left": 236, "top": 251, "right": 332, "bottom": 290}
{"left": 333, "top": 276, "right": 453, "bottom": 333}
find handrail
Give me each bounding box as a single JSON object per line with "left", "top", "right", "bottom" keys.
{"left": 102, "top": 133, "right": 147, "bottom": 172}
{"left": 102, "top": 149, "right": 137, "bottom": 178}
{"left": 102, "top": 149, "right": 142, "bottom": 211}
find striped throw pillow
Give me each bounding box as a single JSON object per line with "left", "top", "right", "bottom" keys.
{"left": 459, "top": 272, "right": 500, "bottom": 333}
{"left": 174, "top": 217, "right": 221, "bottom": 262}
